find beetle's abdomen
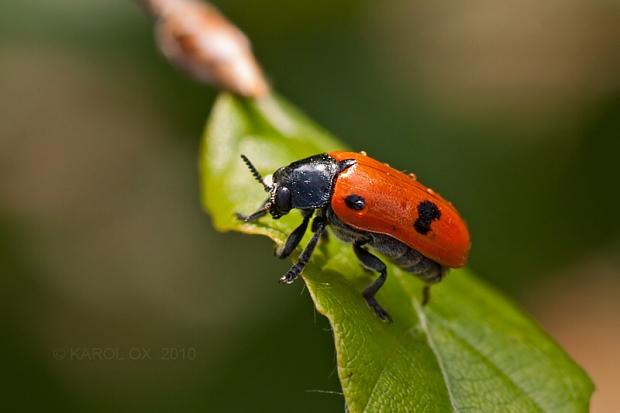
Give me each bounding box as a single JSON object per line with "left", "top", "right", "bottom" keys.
{"left": 368, "top": 232, "right": 446, "bottom": 284}
{"left": 327, "top": 209, "right": 445, "bottom": 284}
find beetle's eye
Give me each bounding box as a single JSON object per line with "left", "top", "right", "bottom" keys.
{"left": 274, "top": 187, "right": 291, "bottom": 213}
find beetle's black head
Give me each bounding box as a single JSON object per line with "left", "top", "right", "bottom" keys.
{"left": 241, "top": 154, "right": 354, "bottom": 220}
{"left": 267, "top": 173, "right": 292, "bottom": 219}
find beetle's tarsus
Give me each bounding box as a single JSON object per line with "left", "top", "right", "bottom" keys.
{"left": 365, "top": 298, "right": 393, "bottom": 323}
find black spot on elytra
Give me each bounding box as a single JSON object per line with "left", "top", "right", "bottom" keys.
{"left": 345, "top": 194, "right": 365, "bottom": 211}
{"left": 414, "top": 200, "right": 441, "bottom": 235}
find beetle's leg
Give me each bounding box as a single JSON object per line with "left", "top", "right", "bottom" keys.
{"left": 354, "top": 242, "right": 392, "bottom": 323}
{"left": 236, "top": 199, "right": 269, "bottom": 222}
{"left": 280, "top": 216, "right": 326, "bottom": 284}
{"left": 422, "top": 285, "right": 431, "bottom": 306}
{"left": 276, "top": 210, "right": 314, "bottom": 259}
{"left": 417, "top": 265, "right": 446, "bottom": 306}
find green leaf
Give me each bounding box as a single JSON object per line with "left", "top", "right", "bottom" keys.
{"left": 199, "top": 93, "right": 594, "bottom": 412}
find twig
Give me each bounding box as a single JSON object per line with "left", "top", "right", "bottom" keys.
{"left": 134, "top": 0, "right": 269, "bottom": 98}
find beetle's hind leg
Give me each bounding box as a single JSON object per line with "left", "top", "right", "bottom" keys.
{"left": 280, "top": 216, "right": 326, "bottom": 284}
{"left": 390, "top": 246, "right": 446, "bottom": 306}
{"left": 413, "top": 263, "right": 447, "bottom": 306}
{"left": 353, "top": 242, "right": 392, "bottom": 323}
{"left": 422, "top": 285, "right": 431, "bottom": 306}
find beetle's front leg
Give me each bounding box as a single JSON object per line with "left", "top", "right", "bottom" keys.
{"left": 280, "top": 216, "right": 326, "bottom": 284}
{"left": 276, "top": 210, "right": 314, "bottom": 259}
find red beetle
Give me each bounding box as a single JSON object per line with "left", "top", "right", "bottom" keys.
{"left": 239, "top": 151, "right": 470, "bottom": 322}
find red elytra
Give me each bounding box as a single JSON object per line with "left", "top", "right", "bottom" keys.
{"left": 329, "top": 151, "right": 469, "bottom": 268}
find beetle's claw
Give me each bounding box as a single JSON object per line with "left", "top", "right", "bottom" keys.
{"left": 280, "top": 264, "right": 302, "bottom": 284}
{"left": 377, "top": 309, "right": 393, "bottom": 323}
{"left": 279, "top": 273, "right": 297, "bottom": 284}
{"left": 366, "top": 298, "right": 393, "bottom": 323}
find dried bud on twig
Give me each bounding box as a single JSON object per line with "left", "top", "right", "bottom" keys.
{"left": 135, "top": 0, "right": 269, "bottom": 98}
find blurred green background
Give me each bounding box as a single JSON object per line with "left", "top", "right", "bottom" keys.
{"left": 1, "top": 1, "right": 619, "bottom": 412}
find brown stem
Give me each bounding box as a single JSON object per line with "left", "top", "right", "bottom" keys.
{"left": 133, "top": 0, "right": 269, "bottom": 98}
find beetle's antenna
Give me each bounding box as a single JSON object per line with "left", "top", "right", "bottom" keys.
{"left": 241, "top": 154, "right": 270, "bottom": 192}
{"left": 242, "top": 203, "right": 271, "bottom": 222}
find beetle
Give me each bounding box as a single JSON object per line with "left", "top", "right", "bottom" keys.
{"left": 238, "top": 151, "right": 470, "bottom": 322}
